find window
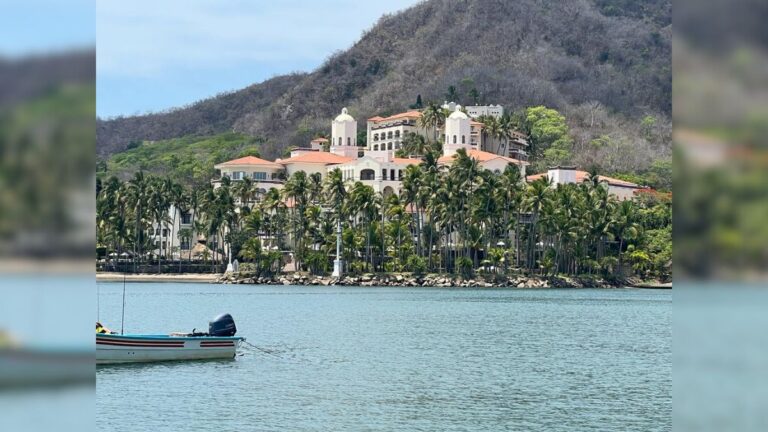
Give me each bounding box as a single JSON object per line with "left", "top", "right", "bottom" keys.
{"left": 398, "top": 170, "right": 403, "bottom": 180}
{"left": 374, "top": 133, "right": 379, "bottom": 141}
{"left": 387, "top": 131, "right": 393, "bottom": 139}
{"left": 388, "top": 142, "right": 392, "bottom": 150}
{"left": 374, "top": 144, "right": 379, "bottom": 151}
{"left": 338, "top": 137, "right": 342, "bottom": 146}
{"left": 253, "top": 172, "right": 267, "bottom": 180}
{"left": 163, "top": 229, "right": 169, "bottom": 237}
{"left": 390, "top": 169, "right": 395, "bottom": 180}
{"left": 361, "top": 169, "right": 375, "bottom": 180}
{"left": 181, "top": 213, "right": 191, "bottom": 224}
{"left": 394, "top": 130, "right": 400, "bottom": 138}
{"left": 347, "top": 137, "right": 351, "bottom": 146}
{"left": 155, "top": 228, "right": 161, "bottom": 235}
{"left": 382, "top": 169, "right": 387, "bottom": 180}
{"left": 453, "top": 135, "right": 457, "bottom": 144}
{"left": 462, "top": 135, "right": 466, "bottom": 144}
{"left": 180, "top": 238, "right": 191, "bottom": 250}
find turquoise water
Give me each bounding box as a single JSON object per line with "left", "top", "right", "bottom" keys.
{"left": 96, "top": 284, "right": 670, "bottom": 431}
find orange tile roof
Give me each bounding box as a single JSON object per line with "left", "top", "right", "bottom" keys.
{"left": 277, "top": 152, "right": 353, "bottom": 165}
{"left": 368, "top": 110, "right": 422, "bottom": 122}
{"left": 526, "top": 171, "right": 640, "bottom": 188}
{"left": 437, "top": 149, "right": 527, "bottom": 166}
{"left": 216, "top": 156, "right": 280, "bottom": 167}
{"left": 391, "top": 158, "right": 422, "bottom": 165}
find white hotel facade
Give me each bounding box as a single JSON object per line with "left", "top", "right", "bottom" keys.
{"left": 151, "top": 104, "right": 531, "bottom": 256}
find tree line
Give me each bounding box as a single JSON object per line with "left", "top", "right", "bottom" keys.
{"left": 97, "top": 149, "right": 671, "bottom": 281}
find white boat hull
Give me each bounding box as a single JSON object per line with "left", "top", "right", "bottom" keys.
{"left": 96, "top": 334, "right": 243, "bottom": 364}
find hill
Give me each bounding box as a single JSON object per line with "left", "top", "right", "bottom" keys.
{"left": 97, "top": 0, "right": 671, "bottom": 176}
{"left": 99, "top": 132, "right": 265, "bottom": 186}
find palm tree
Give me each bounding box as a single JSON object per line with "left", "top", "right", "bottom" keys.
{"left": 401, "top": 165, "right": 422, "bottom": 258}
{"left": 308, "top": 172, "right": 323, "bottom": 204}
{"left": 418, "top": 102, "right": 446, "bottom": 142}
{"left": 524, "top": 176, "right": 551, "bottom": 272}
{"left": 233, "top": 177, "right": 255, "bottom": 213}
{"left": 401, "top": 132, "right": 429, "bottom": 156}
{"left": 126, "top": 171, "right": 150, "bottom": 271}
{"left": 283, "top": 171, "right": 310, "bottom": 271}
{"left": 477, "top": 115, "right": 497, "bottom": 153}
{"left": 498, "top": 114, "right": 516, "bottom": 157}
{"left": 349, "top": 182, "right": 377, "bottom": 271}
{"left": 324, "top": 168, "right": 347, "bottom": 272}
{"left": 612, "top": 200, "right": 641, "bottom": 273}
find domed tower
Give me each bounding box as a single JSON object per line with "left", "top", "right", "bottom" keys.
{"left": 331, "top": 107, "right": 359, "bottom": 158}
{"left": 443, "top": 105, "right": 471, "bottom": 157}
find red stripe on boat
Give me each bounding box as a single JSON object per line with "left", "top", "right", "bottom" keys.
{"left": 97, "top": 341, "right": 184, "bottom": 347}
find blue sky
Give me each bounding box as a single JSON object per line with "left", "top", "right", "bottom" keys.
{"left": 96, "top": 0, "right": 421, "bottom": 118}
{"left": 0, "top": 0, "right": 95, "bottom": 55}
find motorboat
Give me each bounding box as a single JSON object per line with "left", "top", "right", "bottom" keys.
{"left": 96, "top": 313, "right": 244, "bottom": 365}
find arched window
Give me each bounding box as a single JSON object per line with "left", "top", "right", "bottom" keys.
{"left": 347, "top": 137, "right": 351, "bottom": 146}
{"left": 374, "top": 133, "right": 379, "bottom": 141}
{"left": 394, "top": 130, "right": 400, "bottom": 138}
{"left": 388, "top": 142, "right": 393, "bottom": 150}
{"left": 453, "top": 135, "right": 457, "bottom": 144}
{"left": 461, "top": 135, "right": 466, "bottom": 144}
{"left": 387, "top": 131, "right": 393, "bottom": 139}
{"left": 374, "top": 144, "right": 379, "bottom": 151}
{"left": 360, "top": 169, "right": 375, "bottom": 180}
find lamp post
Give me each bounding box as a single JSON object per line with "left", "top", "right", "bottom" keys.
{"left": 332, "top": 215, "right": 343, "bottom": 277}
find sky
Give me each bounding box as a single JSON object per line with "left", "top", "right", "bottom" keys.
{"left": 0, "top": 0, "right": 95, "bottom": 55}
{"left": 96, "top": 0, "right": 422, "bottom": 118}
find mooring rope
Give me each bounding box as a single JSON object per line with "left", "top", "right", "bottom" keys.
{"left": 241, "top": 340, "right": 282, "bottom": 358}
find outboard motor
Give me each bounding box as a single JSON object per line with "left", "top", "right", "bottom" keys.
{"left": 209, "top": 313, "right": 237, "bottom": 337}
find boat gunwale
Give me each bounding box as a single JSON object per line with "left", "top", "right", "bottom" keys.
{"left": 96, "top": 334, "right": 244, "bottom": 342}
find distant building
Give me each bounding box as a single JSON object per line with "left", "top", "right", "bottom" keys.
{"left": 212, "top": 105, "right": 528, "bottom": 197}
{"left": 465, "top": 104, "right": 504, "bottom": 119}
{"left": 366, "top": 110, "right": 424, "bottom": 159}
{"left": 330, "top": 108, "right": 360, "bottom": 159}
{"left": 335, "top": 156, "right": 421, "bottom": 196}
{"left": 443, "top": 105, "right": 473, "bottom": 156}
{"left": 277, "top": 152, "right": 353, "bottom": 180}
{"left": 213, "top": 156, "right": 284, "bottom": 193}
{"left": 438, "top": 149, "right": 527, "bottom": 176}
{"left": 526, "top": 166, "right": 643, "bottom": 201}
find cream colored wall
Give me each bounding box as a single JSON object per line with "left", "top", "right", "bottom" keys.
{"left": 218, "top": 164, "right": 282, "bottom": 179}
{"left": 282, "top": 162, "right": 329, "bottom": 179}
{"left": 609, "top": 185, "right": 637, "bottom": 201}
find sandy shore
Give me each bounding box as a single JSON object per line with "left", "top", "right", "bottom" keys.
{"left": 96, "top": 272, "right": 220, "bottom": 283}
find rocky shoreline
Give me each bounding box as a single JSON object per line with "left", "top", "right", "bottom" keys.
{"left": 217, "top": 272, "right": 648, "bottom": 288}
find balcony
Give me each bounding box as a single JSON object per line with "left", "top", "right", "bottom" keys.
{"left": 212, "top": 176, "right": 285, "bottom": 186}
